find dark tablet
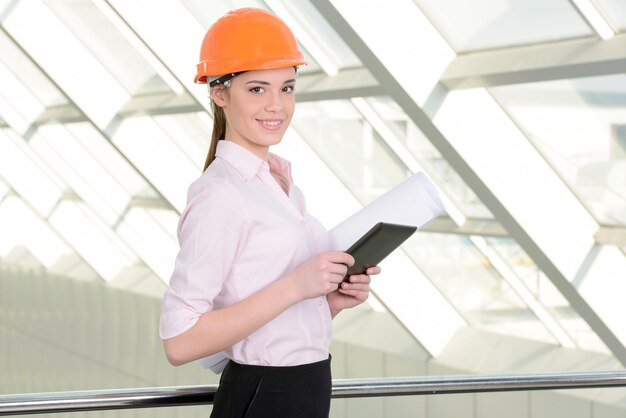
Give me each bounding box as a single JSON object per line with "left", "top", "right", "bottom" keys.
{"left": 344, "top": 222, "right": 417, "bottom": 280}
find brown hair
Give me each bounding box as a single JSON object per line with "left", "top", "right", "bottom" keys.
{"left": 203, "top": 98, "right": 227, "bottom": 171}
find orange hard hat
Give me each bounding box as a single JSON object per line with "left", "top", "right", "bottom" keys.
{"left": 195, "top": 8, "right": 306, "bottom": 84}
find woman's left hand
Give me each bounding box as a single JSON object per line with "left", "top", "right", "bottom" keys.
{"left": 327, "top": 266, "right": 381, "bottom": 318}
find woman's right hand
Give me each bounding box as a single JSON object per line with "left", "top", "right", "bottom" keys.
{"left": 289, "top": 252, "right": 355, "bottom": 300}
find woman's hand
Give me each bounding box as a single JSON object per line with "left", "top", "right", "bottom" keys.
{"left": 288, "top": 252, "right": 355, "bottom": 300}
{"left": 326, "top": 266, "right": 380, "bottom": 318}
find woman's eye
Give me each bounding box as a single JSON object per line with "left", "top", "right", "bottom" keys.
{"left": 249, "top": 87, "right": 264, "bottom": 93}
{"left": 283, "top": 85, "right": 295, "bottom": 93}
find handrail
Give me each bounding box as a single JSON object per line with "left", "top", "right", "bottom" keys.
{"left": 1, "top": 370, "right": 625, "bottom": 416}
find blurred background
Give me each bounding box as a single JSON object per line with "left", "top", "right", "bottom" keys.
{"left": 1, "top": 0, "right": 625, "bottom": 417}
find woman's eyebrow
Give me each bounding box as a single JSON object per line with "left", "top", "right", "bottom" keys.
{"left": 245, "top": 79, "right": 297, "bottom": 85}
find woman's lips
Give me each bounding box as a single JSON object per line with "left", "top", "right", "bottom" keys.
{"left": 257, "top": 119, "right": 283, "bottom": 131}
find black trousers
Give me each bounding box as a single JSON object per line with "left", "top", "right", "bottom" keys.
{"left": 210, "top": 357, "right": 332, "bottom": 418}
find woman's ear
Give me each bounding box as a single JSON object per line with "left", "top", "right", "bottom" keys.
{"left": 211, "top": 85, "right": 228, "bottom": 107}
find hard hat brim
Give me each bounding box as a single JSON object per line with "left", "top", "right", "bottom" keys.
{"left": 195, "top": 58, "right": 307, "bottom": 84}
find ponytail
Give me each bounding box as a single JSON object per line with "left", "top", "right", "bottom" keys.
{"left": 203, "top": 100, "right": 227, "bottom": 171}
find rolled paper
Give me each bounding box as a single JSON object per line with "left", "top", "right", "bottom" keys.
{"left": 328, "top": 172, "right": 445, "bottom": 251}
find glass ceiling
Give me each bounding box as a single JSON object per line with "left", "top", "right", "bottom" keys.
{"left": 491, "top": 74, "right": 626, "bottom": 227}
{"left": 413, "top": 0, "right": 594, "bottom": 52}
{"left": 594, "top": 0, "right": 626, "bottom": 31}
{"left": 1, "top": 0, "right": 626, "bottom": 364}
{"left": 365, "top": 96, "right": 493, "bottom": 220}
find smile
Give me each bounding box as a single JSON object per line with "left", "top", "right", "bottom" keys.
{"left": 257, "top": 119, "right": 283, "bottom": 130}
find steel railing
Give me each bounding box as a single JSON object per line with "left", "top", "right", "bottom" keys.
{"left": 1, "top": 370, "right": 626, "bottom": 416}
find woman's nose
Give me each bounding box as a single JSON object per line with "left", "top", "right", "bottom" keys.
{"left": 264, "top": 90, "right": 283, "bottom": 112}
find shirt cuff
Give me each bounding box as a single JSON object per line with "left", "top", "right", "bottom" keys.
{"left": 159, "top": 309, "right": 200, "bottom": 340}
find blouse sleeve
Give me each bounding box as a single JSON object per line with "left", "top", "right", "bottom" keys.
{"left": 159, "top": 180, "right": 245, "bottom": 340}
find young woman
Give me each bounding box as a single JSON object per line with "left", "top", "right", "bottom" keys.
{"left": 159, "top": 8, "right": 380, "bottom": 417}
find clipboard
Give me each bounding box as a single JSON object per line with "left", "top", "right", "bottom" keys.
{"left": 344, "top": 222, "right": 416, "bottom": 280}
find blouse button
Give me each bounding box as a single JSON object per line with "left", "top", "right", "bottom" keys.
{"left": 317, "top": 299, "right": 323, "bottom": 306}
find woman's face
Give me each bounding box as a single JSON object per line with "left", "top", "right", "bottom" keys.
{"left": 212, "top": 67, "right": 297, "bottom": 160}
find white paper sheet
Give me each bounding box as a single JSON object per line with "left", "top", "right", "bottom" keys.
{"left": 198, "top": 352, "right": 228, "bottom": 373}
{"left": 328, "top": 172, "right": 445, "bottom": 251}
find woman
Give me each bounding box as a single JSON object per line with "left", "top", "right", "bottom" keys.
{"left": 159, "top": 8, "right": 380, "bottom": 418}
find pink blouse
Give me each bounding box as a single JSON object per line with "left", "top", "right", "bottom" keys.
{"left": 159, "top": 140, "right": 332, "bottom": 367}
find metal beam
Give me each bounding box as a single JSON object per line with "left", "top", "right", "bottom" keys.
{"left": 116, "top": 92, "right": 202, "bottom": 118}
{"left": 441, "top": 33, "right": 626, "bottom": 89}
{"left": 33, "top": 104, "right": 86, "bottom": 125}
{"left": 297, "top": 67, "right": 384, "bottom": 102}
{"left": 114, "top": 69, "right": 384, "bottom": 115}
{"left": 595, "top": 225, "right": 626, "bottom": 247}
{"left": 298, "top": 85, "right": 384, "bottom": 102}
{"left": 311, "top": 0, "right": 626, "bottom": 365}
{"left": 420, "top": 216, "right": 508, "bottom": 237}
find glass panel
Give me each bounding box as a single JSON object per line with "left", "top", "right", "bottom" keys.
{"left": 266, "top": 0, "right": 361, "bottom": 74}
{"left": 434, "top": 88, "right": 597, "bottom": 279}
{"left": 116, "top": 207, "right": 178, "bottom": 281}
{"left": 0, "top": 195, "right": 72, "bottom": 267}
{"left": 491, "top": 75, "right": 626, "bottom": 227}
{"left": 107, "top": 0, "right": 205, "bottom": 104}
{"left": 576, "top": 246, "right": 626, "bottom": 349}
{"left": 405, "top": 232, "right": 557, "bottom": 344}
{"left": 43, "top": 0, "right": 170, "bottom": 96}
{"left": 3, "top": 0, "right": 129, "bottom": 128}
{"left": 414, "top": 0, "right": 594, "bottom": 52}
{"left": 0, "top": 59, "right": 45, "bottom": 134}
{"left": 371, "top": 246, "right": 466, "bottom": 355}
{"left": 593, "top": 0, "right": 626, "bottom": 31}
{"left": 146, "top": 208, "right": 179, "bottom": 242}
{"left": 0, "top": 93, "right": 28, "bottom": 137}
{"left": 181, "top": 0, "right": 260, "bottom": 27}
{"left": 488, "top": 237, "right": 610, "bottom": 353}
{"left": 331, "top": 0, "right": 454, "bottom": 105}
{"left": 64, "top": 122, "right": 157, "bottom": 199}
{"left": 0, "top": 129, "right": 63, "bottom": 216}
{"left": 48, "top": 200, "right": 136, "bottom": 281}
{"left": 0, "top": 30, "right": 67, "bottom": 108}
{"left": 272, "top": 129, "right": 362, "bottom": 228}
{"left": 112, "top": 116, "right": 200, "bottom": 212}
{"left": 153, "top": 112, "right": 211, "bottom": 172}
{"left": 366, "top": 97, "right": 493, "bottom": 219}
{"left": 292, "top": 100, "right": 409, "bottom": 203}
{"left": 0, "top": 179, "right": 9, "bottom": 200}
{"left": 30, "top": 124, "right": 131, "bottom": 225}
{"left": 28, "top": 122, "right": 178, "bottom": 282}
{"left": 435, "top": 87, "right": 626, "bottom": 359}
